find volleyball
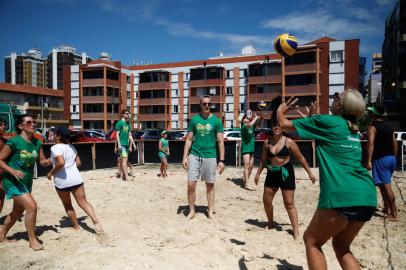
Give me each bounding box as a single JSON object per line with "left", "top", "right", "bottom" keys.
{"left": 273, "top": 33, "right": 298, "bottom": 57}
{"left": 258, "top": 100, "right": 267, "bottom": 110}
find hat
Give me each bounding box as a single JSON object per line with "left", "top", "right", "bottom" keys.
{"left": 54, "top": 127, "right": 71, "bottom": 140}
{"left": 367, "top": 106, "right": 383, "bottom": 117}
{"left": 161, "top": 130, "right": 167, "bottom": 135}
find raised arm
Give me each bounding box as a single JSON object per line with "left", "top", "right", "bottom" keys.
{"left": 277, "top": 97, "right": 298, "bottom": 132}
{"left": 288, "top": 139, "right": 316, "bottom": 183}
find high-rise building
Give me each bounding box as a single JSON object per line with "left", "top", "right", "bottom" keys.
{"left": 382, "top": 0, "right": 406, "bottom": 129}
{"left": 367, "top": 53, "right": 383, "bottom": 105}
{"left": 46, "top": 45, "right": 92, "bottom": 90}
{"left": 5, "top": 48, "right": 47, "bottom": 87}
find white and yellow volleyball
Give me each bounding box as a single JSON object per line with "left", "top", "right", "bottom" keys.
{"left": 273, "top": 33, "right": 298, "bottom": 57}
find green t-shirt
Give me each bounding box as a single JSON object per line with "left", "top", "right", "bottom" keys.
{"left": 115, "top": 119, "right": 130, "bottom": 146}
{"left": 188, "top": 114, "right": 224, "bottom": 158}
{"left": 241, "top": 121, "right": 256, "bottom": 154}
{"left": 2, "top": 135, "right": 41, "bottom": 191}
{"left": 293, "top": 115, "right": 377, "bottom": 209}
{"left": 159, "top": 138, "right": 169, "bottom": 153}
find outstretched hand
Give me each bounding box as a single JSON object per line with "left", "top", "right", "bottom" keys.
{"left": 277, "top": 96, "right": 299, "bottom": 116}
{"left": 297, "top": 102, "right": 317, "bottom": 118}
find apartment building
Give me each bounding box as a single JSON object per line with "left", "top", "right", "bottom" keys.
{"left": 0, "top": 82, "right": 68, "bottom": 129}
{"left": 4, "top": 46, "right": 91, "bottom": 90}
{"left": 382, "top": 0, "right": 406, "bottom": 129}
{"left": 367, "top": 53, "right": 383, "bottom": 104}
{"left": 66, "top": 37, "right": 361, "bottom": 131}
{"left": 4, "top": 48, "right": 47, "bottom": 87}
{"left": 65, "top": 53, "right": 130, "bottom": 131}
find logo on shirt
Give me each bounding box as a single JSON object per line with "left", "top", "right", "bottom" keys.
{"left": 19, "top": 149, "right": 38, "bottom": 166}
{"left": 196, "top": 123, "right": 212, "bottom": 136}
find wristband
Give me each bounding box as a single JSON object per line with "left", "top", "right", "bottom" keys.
{"left": 219, "top": 160, "right": 225, "bottom": 163}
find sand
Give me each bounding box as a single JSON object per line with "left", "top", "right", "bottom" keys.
{"left": 0, "top": 164, "right": 405, "bottom": 270}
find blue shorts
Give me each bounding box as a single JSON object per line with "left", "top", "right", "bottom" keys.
{"left": 372, "top": 156, "right": 396, "bottom": 185}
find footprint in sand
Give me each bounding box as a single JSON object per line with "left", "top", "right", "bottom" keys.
{"left": 96, "top": 231, "right": 113, "bottom": 246}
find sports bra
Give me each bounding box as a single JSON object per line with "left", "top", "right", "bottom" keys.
{"left": 268, "top": 137, "right": 290, "bottom": 158}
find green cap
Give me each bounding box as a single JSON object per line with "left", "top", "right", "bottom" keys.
{"left": 366, "top": 106, "right": 383, "bottom": 117}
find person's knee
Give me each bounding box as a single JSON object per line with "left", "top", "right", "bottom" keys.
{"left": 188, "top": 182, "right": 197, "bottom": 190}
{"left": 284, "top": 200, "right": 295, "bottom": 210}
{"left": 24, "top": 201, "right": 37, "bottom": 214}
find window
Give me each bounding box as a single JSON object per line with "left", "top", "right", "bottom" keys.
{"left": 240, "top": 69, "right": 247, "bottom": 78}
{"left": 240, "top": 103, "right": 245, "bottom": 111}
{"left": 330, "top": 51, "right": 344, "bottom": 63}
{"left": 226, "top": 70, "right": 232, "bottom": 79}
{"left": 173, "top": 105, "right": 178, "bottom": 113}
{"left": 226, "top": 87, "right": 233, "bottom": 95}
{"left": 127, "top": 91, "right": 131, "bottom": 99}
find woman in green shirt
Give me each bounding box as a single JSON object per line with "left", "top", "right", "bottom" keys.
{"left": 0, "top": 115, "right": 51, "bottom": 250}
{"left": 277, "top": 89, "right": 377, "bottom": 270}
{"left": 241, "top": 111, "right": 261, "bottom": 190}
{"left": 158, "top": 131, "right": 170, "bottom": 180}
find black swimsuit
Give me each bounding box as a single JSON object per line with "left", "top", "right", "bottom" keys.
{"left": 265, "top": 137, "right": 295, "bottom": 190}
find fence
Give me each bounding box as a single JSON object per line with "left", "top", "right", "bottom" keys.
{"left": 34, "top": 139, "right": 404, "bottom": 177}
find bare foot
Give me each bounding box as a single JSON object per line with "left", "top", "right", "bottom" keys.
{"left": 385, "top": 215, "right": 400, "bottom": 222}
{"left": 68, "top": 225, "right": 80, "bottom": 231}
{"left": 208, "top": 212, "right": 215, "bottom": 219}
{"left": 267, "top": 222, "right": 275, "bottom": 230}
{"left": 116, "top": 173, "right": 121, "bottom": 178}
{"left": 382, "top": 207, "right": 390, "bottom": 215}
{"left": 29, "top": 240, "right": 44, "bottom": 251}
{"left": 187, "top": 211, "right": 195, "bottom": 220}
{"left": 94, "top": 221, "right": 103, "bottom": 233}
{"left": 293, "top": 230, "right": 300, "bottom": 240}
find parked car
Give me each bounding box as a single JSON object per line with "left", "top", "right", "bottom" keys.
{"left": 141, "top": 129, "right": 161, "bottom": 140}
{"left": 223, "top": 131, "right": 241, "bottom": 141}
{"left": 131, "top": 131, "right": 145, "bottom": 140}
{"left": 168, "top": 130, "right": 187, "bottom": 140}
{"left": 394, "top": 131, "right": 406, "bottom": 141}
{"left": 84, "top": 130, "right": 107, "bottom": 140}
{"left": 70, "top": 131, "right": 107, "bottom": 143}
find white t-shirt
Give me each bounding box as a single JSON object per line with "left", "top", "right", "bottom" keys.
{"left": 50, "top": 143, "right": 83, "bottom": 189}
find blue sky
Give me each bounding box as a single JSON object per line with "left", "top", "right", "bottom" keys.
{"left": 0, "top": 0, "right": 395, "bottom": 81}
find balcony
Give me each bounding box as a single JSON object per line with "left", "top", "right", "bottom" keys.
{"left": 82, "top": 112, "right": 105, "bottom": 119}
{"left": 81, "top": 78, "right": 120, "bottom": 88}
{"left": 138, "top": 114, "right": 166, "bottom": 121}
{"left": 189, "top": 79, "right": 224, "bottom": 88}
{"left": 285, "top": 85, "right": 317, "bottom": 95}
{"left": 189, "top": 95, "right": 221, "bottom": 104}
{"left": 138, "top": 81, "right": 171, "bottom": 90}
{"left": 248, "top": 75, "right": 282, "bottom": 85}
{"left": 138, "top": 98, "right": 168, "bottom": 106}
{"left": 247, "top": 92, "right": 281, "bottom": 101}
{"left": 285, "top": 63, "right": 318, "bottom": 74}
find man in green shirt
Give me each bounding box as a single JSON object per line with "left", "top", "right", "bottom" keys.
{"left": 115, "top": 110, "right": 135, "bottom": 181}
{"left": 182, "top": 95, "right": 225, "bottom": 219}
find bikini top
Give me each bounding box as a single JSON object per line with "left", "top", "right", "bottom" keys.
{"left": 267, "top": 137, "right": 290, "bottom": 158}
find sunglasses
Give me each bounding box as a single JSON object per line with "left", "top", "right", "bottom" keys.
{"left": 124, "top": 112, "right": 130, "bottom": 115}
{"left": 23, "top": 121, "right": 37, "bottom": 126}
{"left": 201, "top": 102, "right": 211, "bottom": 106}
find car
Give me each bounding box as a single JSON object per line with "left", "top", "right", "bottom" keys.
{"left": 84, "top": 130, "right": 107, "bottom": 140}
{"left": 131, "top": 131, "right": 145, "bottom": 140}
{"left": 168, "top": 130, "right": 187, "bottom": 140}
{"left": 70, "top": 131, "right": 107, "bottom": 143}
{"left": 394, "top": 131, "right": 406, "bottom": 141}
{"left": 141, "top": 129, "right": 161, "bottom": 140}
{"left": 223, "top": 131, "right": 241, "bottom": 141}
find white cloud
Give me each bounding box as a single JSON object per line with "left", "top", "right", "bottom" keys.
{"left": 262, "top": 9, "right": 380, "bottom": 40}
{"left": 376, "top": 0, "right": 392, "bottom": 6}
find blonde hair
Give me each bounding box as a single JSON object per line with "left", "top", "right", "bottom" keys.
{"left": 340, "top": 89, "right": 365, "bottom": 133}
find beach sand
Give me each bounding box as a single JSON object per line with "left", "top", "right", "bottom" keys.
{"left": 0, "top": 164, "right": 405, "bottom": 270}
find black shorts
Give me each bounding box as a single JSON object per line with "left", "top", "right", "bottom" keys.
{"left": 264, "top": 162, "right": 295, "bottom": 190}
{"left": 55, "top": 183, "right": 84, "bottom": 192}
{"left": 335, "top": 206, "right": 376, "bottom": 222}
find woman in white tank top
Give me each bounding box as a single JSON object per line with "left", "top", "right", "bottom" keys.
{"left": 47, "top": 127, "right": 103, "bottom": 234}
